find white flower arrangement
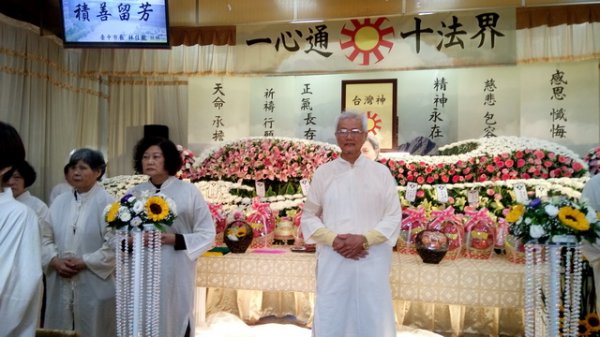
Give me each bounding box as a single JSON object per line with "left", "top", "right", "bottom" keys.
{"left": 102, "top": 175, "right": 149, "bottom": 198}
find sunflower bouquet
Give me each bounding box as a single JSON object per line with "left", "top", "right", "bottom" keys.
{"left": 104, "top": 192, "right": 177, "bottom": 232}
{"left": 506, "top": 197, "right": 600, "bottom": 244}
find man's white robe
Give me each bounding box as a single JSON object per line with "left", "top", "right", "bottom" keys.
{"left": 582, "top": 174, "right": 600, "bottom": 312}
{"left": 43, "top": 183, "right": 116, "bottom": 337}
{"left": 0, "top": 187, "right": 43, "bottom": 337}
{"left": 129, "top": 176, "right": 215, "bottom": 337}
{"left": 301, "top": 155, "right": 402, "bottom": 337}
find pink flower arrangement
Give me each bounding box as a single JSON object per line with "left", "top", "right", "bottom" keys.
{"left": 195, "top": 137, "right": 339, "bottom": 183}
{"left": 176, "top": 145, "right": 198, "bottom": 180}
{"left": 584, "top": 145, "right": 600, "bottom": 175}
{"left": 380, "top": 148, "right": 586, "bottom": 186}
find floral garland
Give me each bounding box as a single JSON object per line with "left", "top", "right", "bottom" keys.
{"left": 194, "top": 137, "right": 340, "bottom": 182}
{"left": 193, "top": 136, "right": 588, "bottom": 190}
{"left": 380, "top": 136, "right": 588, "bottom": 186}
{"left": 583, "top": 145, "right": 600, "bottom": 176}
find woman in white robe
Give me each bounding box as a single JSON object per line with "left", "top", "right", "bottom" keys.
{"left": 6, "top": 160, "right": 51, "bottom": 230}
{"left": 0, "top": 121, "right": 43, "bottom": 337}
{"left": 129, "top": 136, "right": 215, "bottom": 337}
{"left": 43, "top": 148, "right": 116, "bottom": 337}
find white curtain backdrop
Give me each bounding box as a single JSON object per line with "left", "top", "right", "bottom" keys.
{"left": 106, "top": 76, "right": 188, "bottom": 177}
{"left": 0, "top": 14, "right": 105, "bottom": 201}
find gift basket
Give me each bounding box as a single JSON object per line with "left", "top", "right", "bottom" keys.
{"left": 428, "top": 206, "right": 464, "bottom": 260}
{"left": 224, "top": 219, "right": 254, "bottom": 253}
{"left": 463, "top": 207, "right": 496, "bottom": 259}
{"left": 415, "top": 229, "right": 449, "bottom": 264}
{"left": 208, "top": 203, "right": 227, "bottom": 246}
{"left": 246, "top": 197, "right": 276, "bottom": 248}
{"left": 397, "top": 207, "right": 427, "bottom": 254}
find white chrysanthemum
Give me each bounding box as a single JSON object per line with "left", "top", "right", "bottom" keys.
{"left": 132, "top": 200, "right": 144, "bottom": 214}
{"left": 119, "top": 210, "right": 132, "bottom": 222}
{"left": 130, "top": 216, "right": 142, "bottom": 227}
{"left": 227, "top": 234, "right": 239, "bottom": 242}
{"left": 545, "top": 204, "right": 559, "bottom": 217}
{"left": 530, "top": 225, "right": 546, "bottom": 239}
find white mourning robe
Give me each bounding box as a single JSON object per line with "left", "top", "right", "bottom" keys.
{"left": 43, "top": 183, "right": 116, "bottom": 337}
{"left": 129, "top": 176, "right": 215, "bottom": 337}
{"left": 0, "top": 187, "right": 43, "bottom": 337}
{"left": 301, "top": 155, "right": 402, "bottom": 337}
{"left": 49, "top": 182, "right": 73, "bottom": 206}
{"left": 17, "top": 191, "right": 50, "bottom": 222}
{"left": 582, "top": 174, "right": 600, "bottom": 312}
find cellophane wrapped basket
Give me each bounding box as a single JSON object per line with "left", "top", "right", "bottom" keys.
{"left": 397, "top": 207, "right": 427, "bottom": 254}
{"left": 463, "top": 207, "right": 496, "bottom": 260}
{"left": 246, "top": 197, "right": 276, "bottom": 248}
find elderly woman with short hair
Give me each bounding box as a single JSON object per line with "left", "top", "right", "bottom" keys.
{"left": 43, "top": 148, "right": 116, "bottom": 337}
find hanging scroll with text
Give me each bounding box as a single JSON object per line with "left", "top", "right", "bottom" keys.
{"left": 342, "top": 79, "right": 398, "bottom": 150}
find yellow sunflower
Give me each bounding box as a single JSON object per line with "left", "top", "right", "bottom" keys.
{"left": 558, "top": 206, "right": 590, "bottom": 231}
{"left": 145, "top": 196, "right": 170, "bottom": 222}
{"left": 505, "top": 204, "right": 525, "bottom": 223}
{"left": 578, "top": 319, "right": 592, "bottom": 336}
{"left": 106, "top": 202, "right": 120, "bottom": 222}
{"left": 585, "top": 312, "right": 600, "bottom": 332}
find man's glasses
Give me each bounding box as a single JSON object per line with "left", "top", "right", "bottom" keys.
{"left": 335, "top": 128, "right": 364, "bottom": 136}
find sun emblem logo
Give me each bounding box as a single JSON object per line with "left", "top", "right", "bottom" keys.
{"left": 367, "top": 111, "right": 382, "bottom": 135}
{"left": 340, "top": 17, "right": 395, "bottom": 66}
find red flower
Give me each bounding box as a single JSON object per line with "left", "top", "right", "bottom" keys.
{"left": 486, "top": 165, "right": 495, "bottom": 173}
{"left": 416, "top": 176, "right": 425, "bottom": 184}
{"left": 505, "top": 159, "right": 514, "bottom": 168}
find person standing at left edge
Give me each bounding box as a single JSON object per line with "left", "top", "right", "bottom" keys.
{"left": 129, "top": 136, "right": 215, "bottom": 337}
{"left": 0, "top": 121, "right": 43, "bottom": 337}
{"left": 301, "top": 111, "right": 402, "bottom": 337}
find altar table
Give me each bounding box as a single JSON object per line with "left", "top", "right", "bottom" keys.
{"left": 195, "top": 250, "right": 525, "bottom": 336}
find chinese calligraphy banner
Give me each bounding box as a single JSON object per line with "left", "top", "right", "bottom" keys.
{"left": 236, "top": 9, "right": 516, "bottom": 74}
{"left": 188, "top": 60, "right": 598, "bottom": 156}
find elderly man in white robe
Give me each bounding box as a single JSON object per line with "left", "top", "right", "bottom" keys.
{"left": 582, "top": 174, "right": 600, "bottom": 313}
{"left": 0, "top": 121, "right": 43, "bottom": 337}
{"left": 301, "top": 111, "right": 402, "bottom": 337}
{"left": 43, "top": 148, "right": 116, "bottom": 337}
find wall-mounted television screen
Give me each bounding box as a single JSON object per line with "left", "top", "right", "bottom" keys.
{"left": 60, "top": 0, "right": 170, "bottom": 48}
